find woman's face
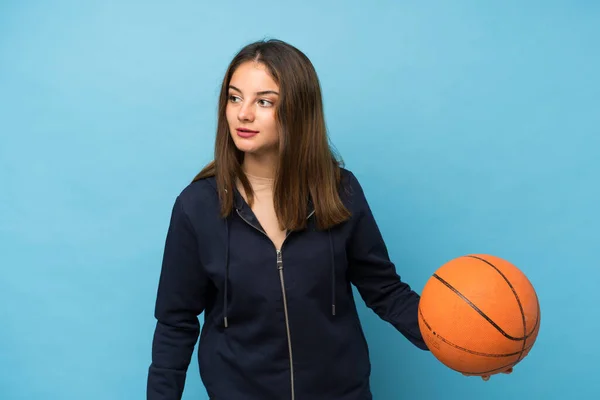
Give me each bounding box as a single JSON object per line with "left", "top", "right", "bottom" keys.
{"left": 226, "top": 61, "right": 280, "bottom": 158}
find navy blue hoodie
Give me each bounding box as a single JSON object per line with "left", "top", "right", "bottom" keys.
{"left": 147, "top": 168, "right": 428, "bottom": 399}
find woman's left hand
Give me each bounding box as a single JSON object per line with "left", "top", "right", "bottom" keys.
{"left": 463, "top": 367, "right": 513, "bottom": 381}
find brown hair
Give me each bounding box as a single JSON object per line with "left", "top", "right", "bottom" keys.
{"left": 193, "top": 38, "right": 350, "bottom": 231}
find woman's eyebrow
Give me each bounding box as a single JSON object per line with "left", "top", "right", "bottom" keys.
{"left": 229, "top": 85, "right": 279, "bottom": 96}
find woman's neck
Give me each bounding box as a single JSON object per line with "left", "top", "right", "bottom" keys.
{"left": 242, "top": 152, "right": 278, "bottom": 180}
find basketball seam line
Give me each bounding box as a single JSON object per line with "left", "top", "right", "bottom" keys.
{"left": 432, "top": 273, "right": 525, "bottom": 341}
{"left": 418, "top": 306, "right": 535, "bottom": 358}
{"left": 465, "top": 255, "right": 532, "bottom": 363}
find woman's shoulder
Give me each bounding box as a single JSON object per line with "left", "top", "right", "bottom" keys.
{"left": 337, "top": 167, "right": 370, "bottom": 212}
{"left": 179, "top": 174, "right": 217, "bottom": 199}
{"left": 338, "top": 167, "right": 365, "bottom": 195}
{"left": 172, "top": 175, "right": 221, "bottom": 218}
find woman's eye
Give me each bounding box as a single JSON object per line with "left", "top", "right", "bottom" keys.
{"left": 228, "top": 95, "right": 240, "bottom": 103}
{"left": 258, "top": 99, "right": 273, "bottom": 107}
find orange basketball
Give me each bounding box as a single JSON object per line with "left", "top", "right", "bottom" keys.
{"left": 418, "top": 254, "right": 541, "bottom": 377}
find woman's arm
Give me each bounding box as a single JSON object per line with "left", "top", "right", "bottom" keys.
{"left": 346, "top": 172, "right": 429, "bottom": 351}
{"left": 147, "top": 195, "right": 209, "bottom": 399}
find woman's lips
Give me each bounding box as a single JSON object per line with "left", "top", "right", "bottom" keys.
{"left": 236, "top": 128, "right": 259, "bottom": 138}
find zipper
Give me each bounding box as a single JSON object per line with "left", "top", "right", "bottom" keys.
{"left": 235, "top": 208, "right": 300, "bottom": 400}
{"left": 277, "top": 249, "right": 295, "bottom": 400}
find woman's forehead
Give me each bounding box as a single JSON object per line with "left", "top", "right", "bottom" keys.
{"left": 229, "top": 62, "right": 279, "bottom": 94}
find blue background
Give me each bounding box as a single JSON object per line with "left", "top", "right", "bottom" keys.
{"left": 1, "top": 1, "right": 598, "bottom": 399}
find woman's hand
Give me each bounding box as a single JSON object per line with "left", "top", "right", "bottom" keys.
{"left": 463, "top": 367, "right": 513, "bottom": 381}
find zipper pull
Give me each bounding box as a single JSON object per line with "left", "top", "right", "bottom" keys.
{"left": 276, "top": 250, "right": 283, "bottom": 270}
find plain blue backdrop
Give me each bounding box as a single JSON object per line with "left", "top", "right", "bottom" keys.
{"left": 1, "top": 1, "right": 599, "bottom": 399}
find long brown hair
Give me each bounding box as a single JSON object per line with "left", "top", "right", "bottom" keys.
{"left": 193, "top": 39, "right": 350, "bottom": 231}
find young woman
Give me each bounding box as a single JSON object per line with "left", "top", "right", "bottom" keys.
{"left": 146, "top": 39, "right": 430, "bottom": 400}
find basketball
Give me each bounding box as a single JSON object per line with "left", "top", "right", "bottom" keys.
{"left": 418, "top": 254, "right": 541, "bottom": 377}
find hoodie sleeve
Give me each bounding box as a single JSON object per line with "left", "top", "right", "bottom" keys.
{"left": 147, "top": 195, "right": 209, "bottom": 399}
{"left": 346, "top": 172, "right": 429, "bottom": 351}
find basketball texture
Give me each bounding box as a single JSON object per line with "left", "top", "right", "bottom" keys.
{"left": 418, "top": 254, "right": 540, "bottom": 376}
